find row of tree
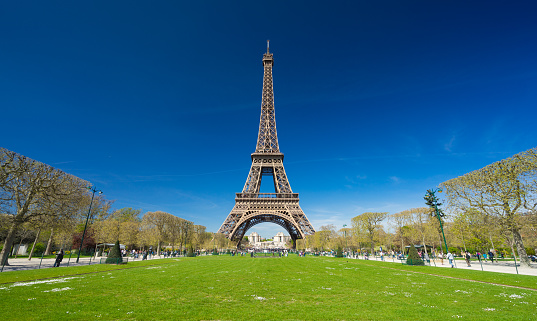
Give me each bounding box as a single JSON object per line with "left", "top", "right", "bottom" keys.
{"left": 296, "top": 148, "right": 536, "bottom": 268}
{"left": 0, "top": 148, "right": 222, "bottom": 265}
{"left": 91, "top": 209, "right": 219, "bottom": 255}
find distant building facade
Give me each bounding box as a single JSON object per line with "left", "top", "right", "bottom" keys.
{"left": 248, "top": 231, "right": 291, "bottom": 249}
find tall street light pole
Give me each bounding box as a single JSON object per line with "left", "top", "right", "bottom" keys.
{"left": 425, "top": 188, "right": 448, "bottom": 256}
{"left": 343, "top": 224, "right": 348, "bottom": 252}
{"left": 77, "top": 186, "right": 102, "bottom": 263}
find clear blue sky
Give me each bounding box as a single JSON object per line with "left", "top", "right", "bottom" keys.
{"left": 2, "top": 1, "right": 536, "bottom": 238}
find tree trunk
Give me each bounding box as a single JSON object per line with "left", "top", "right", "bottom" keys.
{"left": 512, "top": 228, "right": 530, "bottom": 267}
{"left": 157, "top": 240, "right": 161, "bottom": 256}
{"left": 44, "top": 227, "right": 54, "bottom": 255}
{"left": 15, "top": 234, "right": 26, "bottom": 259}
{"left": 1, "top": 220, "right": 23, "bottom": 266}
{"left": 421, "top": 235, "right": 428, "bottom": 255}
{"left": 28, "top": 228, "right": 41, "bottom": 260}
{"left": 461, "top": 233, "right": 467, "bottom": 252}
{"left": 508, "top": 238, "right": 517, "bottom": 264}
{"left": 489, "top": 234, "right": 495, "bottom": 251}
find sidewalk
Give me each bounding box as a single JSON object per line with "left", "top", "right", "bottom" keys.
{"left": 0, "top": 254, "right": 163, "bottom": 273}
{"left": 3, "top": 254, "right": 537, "bottom": 276}
{"left": 357, "top": 255, "right": 537, "bottom": 276}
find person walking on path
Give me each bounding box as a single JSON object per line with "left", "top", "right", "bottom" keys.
{"left": 464, "top": 251, "right": 471, "bottom": 267}
{"left": 488, "top": 250, "right": 495, "bottom": 263}
{"left": 447, "top": 252, "right": 455, "bottom": 268}
{"left": 53, "top": 249, "right": 64, "bottom": 267}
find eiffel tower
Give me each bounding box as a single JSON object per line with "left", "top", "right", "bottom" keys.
{"left": 218, "top": 42, "right": 315, "bottom": 247}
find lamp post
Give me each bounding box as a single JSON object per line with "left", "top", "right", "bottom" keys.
{"left": 342, "top": 224, "right": 348, "bottom": 252}
{"left": 425, "top": 188, "right": 448, "bottom": 256}
{"left": 77, "top": 186, "right": 102, "bottom": 263}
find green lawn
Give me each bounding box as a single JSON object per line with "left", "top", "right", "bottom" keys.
{"left": 0, "top": 255, "right": 536, "bottom": 320}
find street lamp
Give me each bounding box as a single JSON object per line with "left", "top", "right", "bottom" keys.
{"left": 425, "top": 188, "right": 448, "bottom": 257}
{"left": 76, "top": 186, "right": 102, "bottom": 263}
{"left": 343, "top": 224, "right": 348, "bottom": 252}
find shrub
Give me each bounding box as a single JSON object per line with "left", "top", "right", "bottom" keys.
{"left": 105, "top": 240, "right": 123, "bottom": 264}
{"left": 34, "top": 243, "right": 45, "bottom": 255}
{"left": 406, "top": 245, "right": 424, "bottom": 266}
{"left": 186, "top": 246, "right": 196, "bottom": 257}
{"left": 335, "top": 247, "right": 344, "bottom": 258}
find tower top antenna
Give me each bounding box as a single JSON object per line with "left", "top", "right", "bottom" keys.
{"left": 267, "top": 40, "right": 270, "bottom": 53}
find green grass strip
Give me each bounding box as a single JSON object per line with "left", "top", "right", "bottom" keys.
{"left": 1, "top": 256, "right": 536, "bottom": 320}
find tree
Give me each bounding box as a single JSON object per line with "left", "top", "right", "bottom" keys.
{"left": 351, "top": 212, "right": 388, "bottom": 254}
{"left": 442, "top": 148, "right": 537, "bottom": 267}
{"left": 408, "top": 208, "right": 435, "bottom": 256}
{"left": 406, "top": 245, "right": 424, "bottom": 265}
{"left": 390, "top": 211, "right": 412, "bottom": 252}
{"left": 119, "top": 220, "right": 140, "bottom": 250}
{"left": 105, "top": 240, "right": 122, "bottom": 264}
{"left": 192, "top": 225, "right": 208, "bottom": 250}
{"left": 214, "top": 233, "right": 228, "bottom": 250}
{"left": 71, "top": 227, "right": 96, "bottom": 253}
{"left": 141, "top": 211, "right": 171, "bottom": 255}
{"left": 0, "top": 148, "right": 88, "bottom": 265}
{"left": 178, "top": 218, "right": 194, "bottom": 251}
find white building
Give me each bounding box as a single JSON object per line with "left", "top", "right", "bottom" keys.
{"left": 249, "top": 232, "right": 261, "bottom": 244}
{"left": 248, "top": 231, "right": 291, "bottom": 249}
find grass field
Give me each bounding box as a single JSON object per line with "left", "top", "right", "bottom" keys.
{"left": 0, "top": 255, "right": 536, "bottom": 320}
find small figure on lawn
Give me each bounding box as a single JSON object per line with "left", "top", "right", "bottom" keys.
{"left": 464, "top": 251, "right": 471, "bottom": 267}
{"left": 447, "top": 252, "right": 455, "bottom": 268}
{"left": 54, "top": 249, "right": 64, "bottom": 267}
{"left": 488, "top": 250, "right": 495, "bottom": 263}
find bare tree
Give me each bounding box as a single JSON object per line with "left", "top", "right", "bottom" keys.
{"left": 442, "top": 148, "right": 537, "bottom": 267}
{"left": 0, "top": 148, "right": 87, "bottom": 265}
{"left": 390, "top": 211, "right": 412, "bottom": 252}
{"left": 141, "top": 211, "right": 171, "bottom": 255}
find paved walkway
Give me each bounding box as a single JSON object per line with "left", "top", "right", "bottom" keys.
{"left": 0, "top": 254, "right": 163, "bottom": 273}
{"left": 350, "top": 255, "right": 537, "bottom": 276}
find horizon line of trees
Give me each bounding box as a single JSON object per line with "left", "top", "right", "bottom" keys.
{"left": 3, "top": 146, "right": 536, "bottom": 267}
{"left": 297, "top": 147, "right": 537, "bottom": 268}
{"left": 0, "top": 148, "right": 232, "bottom": 265}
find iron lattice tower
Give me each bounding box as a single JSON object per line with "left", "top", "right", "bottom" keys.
{"left": 218, "top": 42, "right": 315, "bottom": 247}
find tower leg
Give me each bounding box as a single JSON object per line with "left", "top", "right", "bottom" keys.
{"left": 291, "top": 237, "right": 297, "bottom": 250}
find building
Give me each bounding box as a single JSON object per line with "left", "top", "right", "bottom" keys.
{"left": 248, "top": 231, "right": 291, "bottom": 249}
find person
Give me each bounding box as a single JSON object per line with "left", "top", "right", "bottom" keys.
{"left": 488, "top": 250, "right": 494, "bottom": 263}
{"left": 464, "top": 251, "right": 471, "bottom": 267}
{"left": 54, "top": 249, "right": 64, "bottom": 267}
{"left": 447, "top": 252, "right": 454, "bottom": 268}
